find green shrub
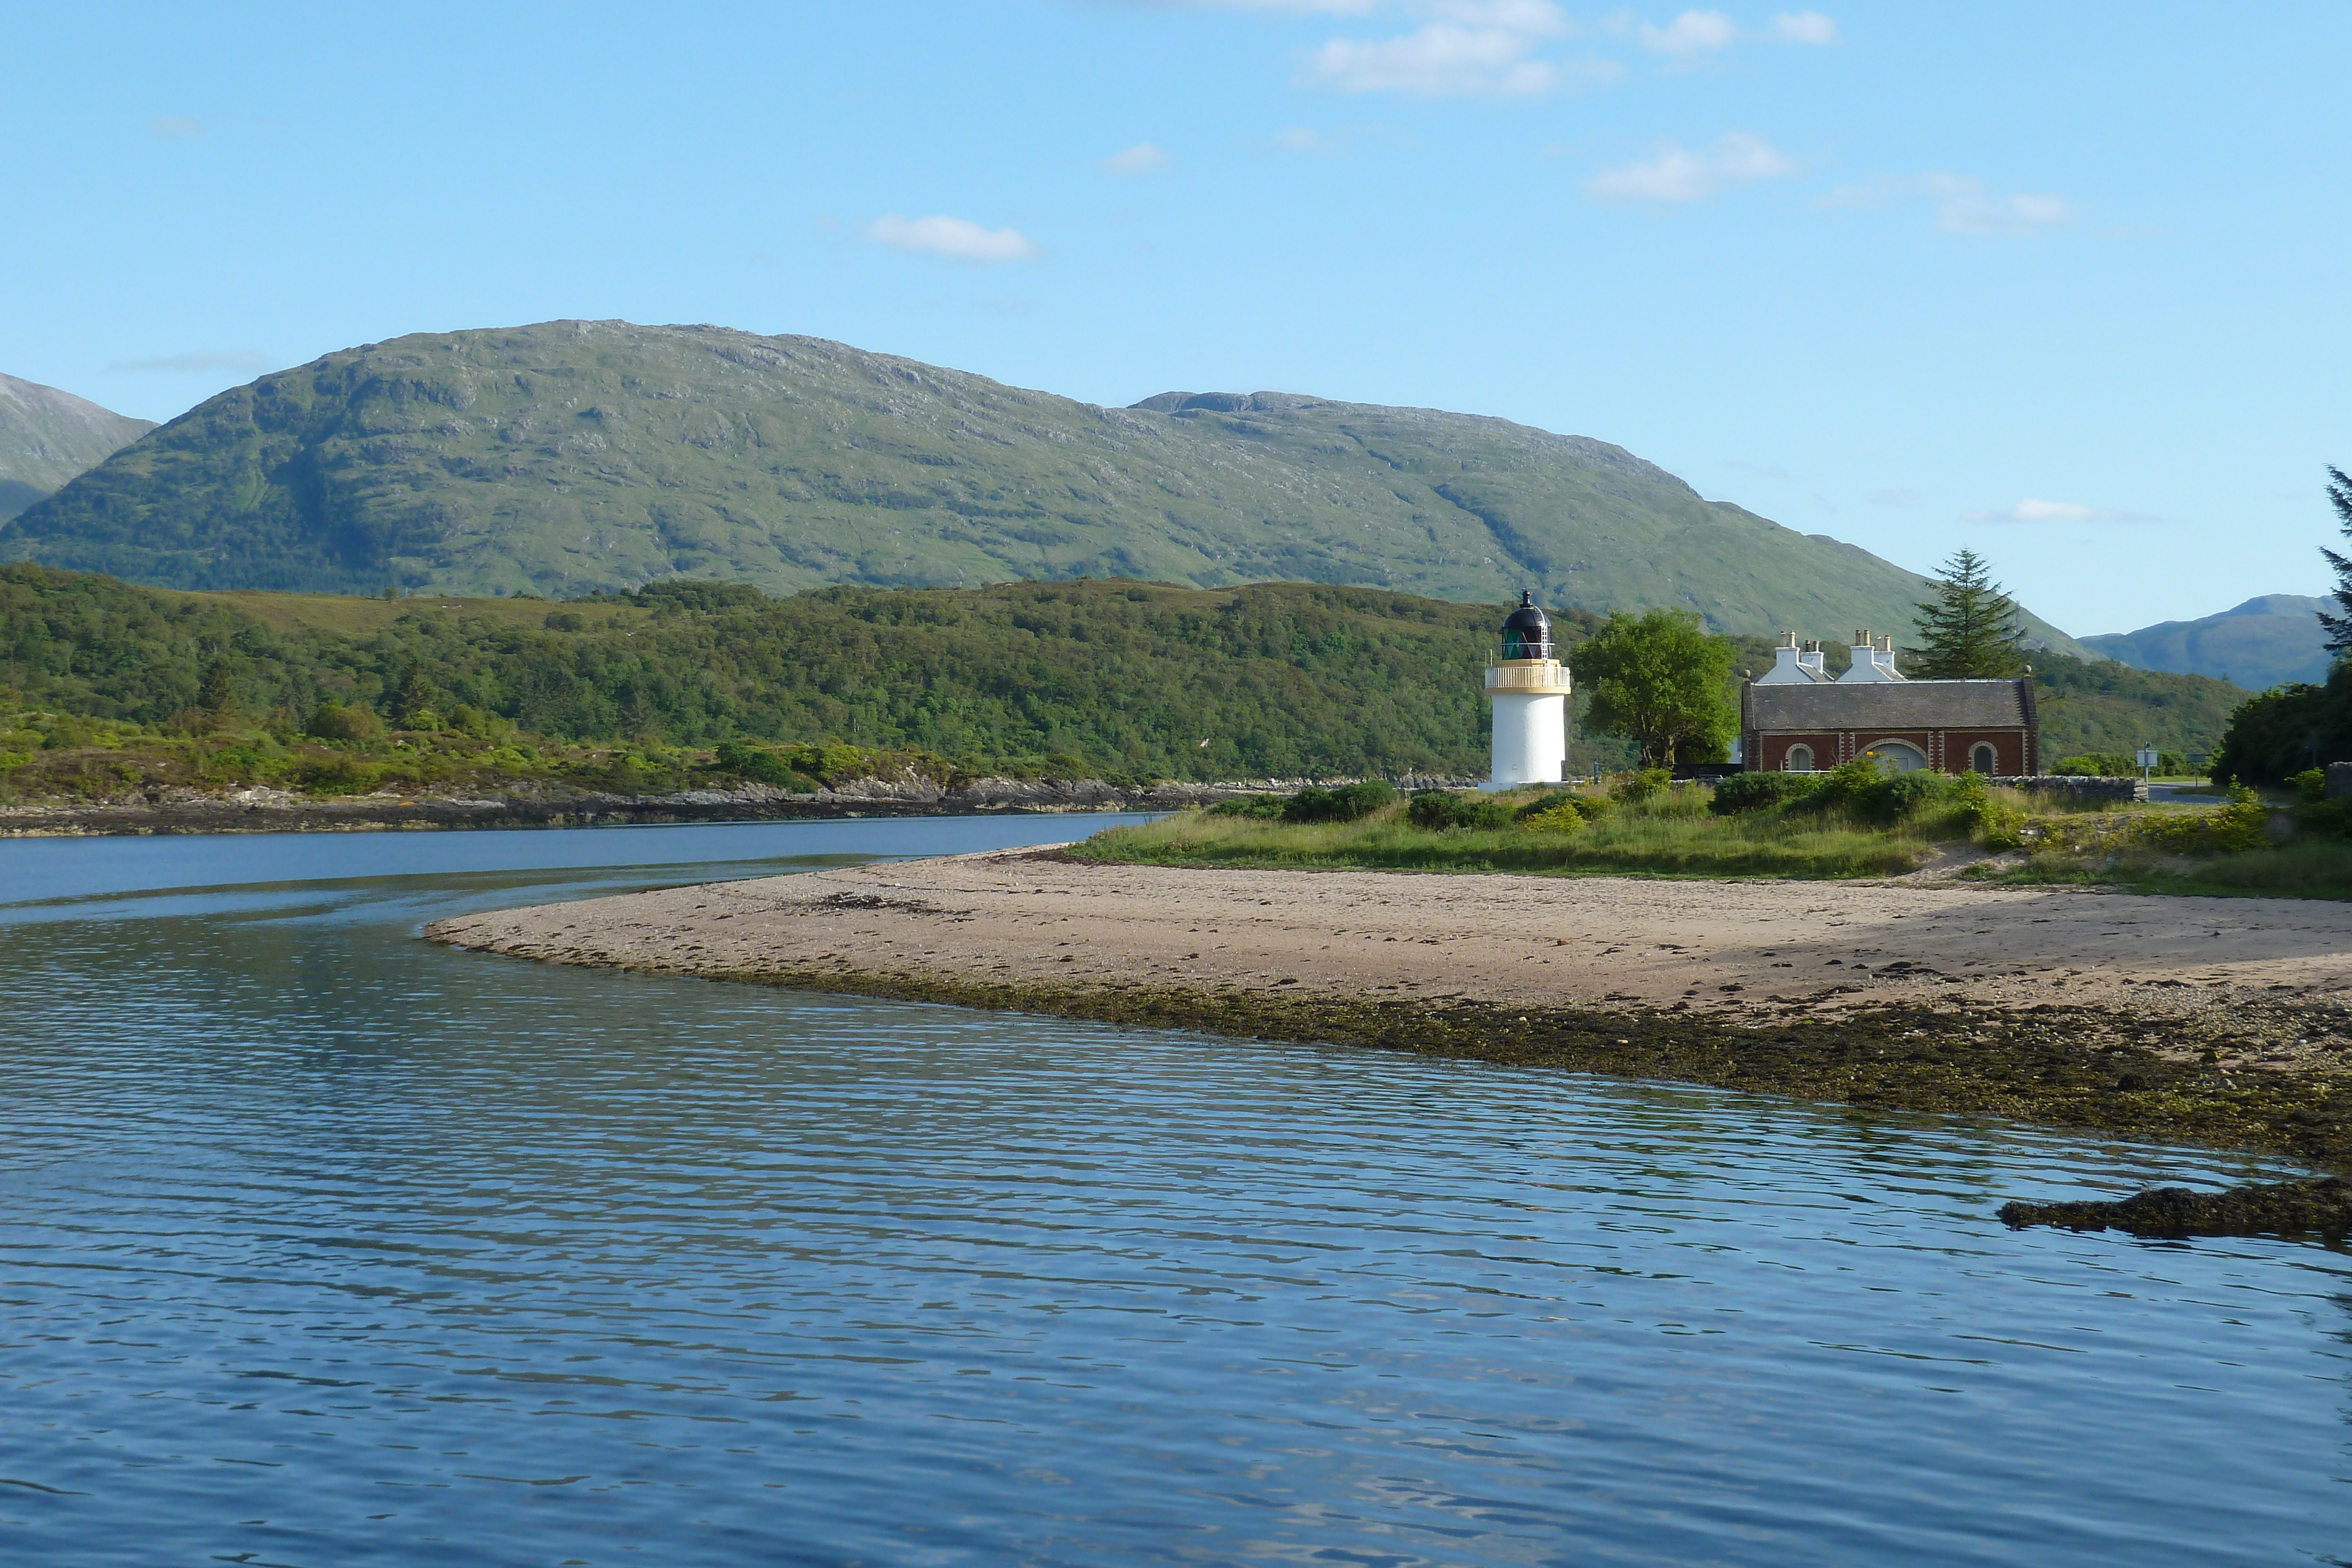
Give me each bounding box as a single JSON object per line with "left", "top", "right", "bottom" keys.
{"left": 2292, "top": 767, "right": 2327, "bottom": 804}
{"left": 714, "top": 739, "right": 807, "bottom": 788}
{"left": 1208, "top": 793, "right": 1288, "bottom": 820}
{"left": 2055, "top": 750, "right": 2188, "bottom": 777}
{"left": 2131, "top": 785, "right": 2269, "bottom": 853}
{"left": 1709, "top": 771, "right": 1819, "bottom": 815}
{"left": 1406, "top": 790, "right": 1513, "bottom": 831}
{"left": 1517, "top": 800, "right": 1587, "bottom": 834}
{"left": 294, "top": 755, "right": 373, "bottom": 794}
{"left": 1610, "top": 768, "right": 1672, "bottom": 804}
{"left": 1281, "top": 780, "right": 1397, "bottom": 824}
{"left": 1805, "top": 758, "right": 1885, "bottom": 808}
{"left": 307, "top": 702, "right": 382, "bottom": 743}
{"left": 1511, "top": 789, "right": 1578, "bottom": 821}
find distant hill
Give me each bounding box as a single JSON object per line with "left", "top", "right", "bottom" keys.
{"left": 2082, "top": 594, "right": 2331, "bottom": 691}
{"left": 0, "top": 319, "right": 2087, "bottom": 653}
{"left": 0, "top": 374, "right": 154, "bottom": 521}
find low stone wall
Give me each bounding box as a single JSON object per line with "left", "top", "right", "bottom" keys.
{"left": 1995, "top": 775, "right": 2147, "bottom": 804}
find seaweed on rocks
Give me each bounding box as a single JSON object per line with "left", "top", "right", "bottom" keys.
{"left": 552, "top": 957, "right": 2352, "bottom": 1169}
{"left": 1999, "top": 1178, "right": 2352, "bottom": 1242}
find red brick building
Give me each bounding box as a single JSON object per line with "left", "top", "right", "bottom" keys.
{"left": 1742, "top": 678, "right": 2039, "bottom": 775}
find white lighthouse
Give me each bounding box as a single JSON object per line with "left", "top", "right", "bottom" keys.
{"left": 1484, "top": 590, "right": 1573, "bottom": 788}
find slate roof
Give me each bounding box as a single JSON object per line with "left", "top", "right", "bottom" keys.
{"left": 1747, "top": 678, "right": 2031, "bottom": 731}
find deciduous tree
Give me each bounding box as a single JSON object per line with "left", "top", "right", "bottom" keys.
{"left": 1572, "top": 609, "right": 1735, "bottom": 768}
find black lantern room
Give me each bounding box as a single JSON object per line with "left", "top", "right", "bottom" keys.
{"left": 1500, "top": 589, "right": 1552, "bottom": 660}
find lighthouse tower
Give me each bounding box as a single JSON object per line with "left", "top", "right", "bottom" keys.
{"left": 1484, "top": 590, "right": 1573, "bottom": 789}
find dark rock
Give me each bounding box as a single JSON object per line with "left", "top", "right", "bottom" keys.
{"left": 1998, "top": 1177, "right": 2352, "bottom": 1241}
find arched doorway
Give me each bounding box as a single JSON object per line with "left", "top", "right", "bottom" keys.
{"left": 1863, "top": 740, "right": 1929, "bottom": 774}
{"left": 1783, "top": 743, "right": 1815, "bottom": 772}
{"left": 1970, "top": 743, "right": 1997, "bottom": 774}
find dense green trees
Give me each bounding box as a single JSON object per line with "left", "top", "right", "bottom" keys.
{"left": 0, "top": 565, "right": 1605, "bottom": 781}
{"left": 1571, "top": 609, "right": 1736, "bottom": 767}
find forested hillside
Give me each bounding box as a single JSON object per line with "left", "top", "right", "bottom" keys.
{"left": 2, "top": 565, "right": 1593, "bottom": 780}
{"left": 2, "top": 564, "right": 2239, "bottom": 788}
{"left": 0, "top": 319, "right": 2087, "bottom": 653}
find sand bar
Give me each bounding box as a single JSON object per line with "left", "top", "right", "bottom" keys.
{"left": 430, "top": 847, "right": 2352, "bottom": 1059}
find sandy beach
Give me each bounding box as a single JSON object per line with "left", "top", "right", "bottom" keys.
{"left": 429, "top": 847, "right": 2352, "bottom": 1072}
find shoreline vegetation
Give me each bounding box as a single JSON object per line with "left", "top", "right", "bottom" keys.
{"left": 1073, "top": 768, "right": 2352, "bottom": 902}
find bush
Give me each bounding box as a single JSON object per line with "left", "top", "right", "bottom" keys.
{"left": 2135, "top": 784, "right": 2269, "bottom": 853}
{"left": 2293, "top": 767, "right": 2327, "bottom": 805}
{"left": 1609, "top": 768, "right": 1672, "bottom": 805}
{"left": 2055, "top": 750, "right": 2189, "bottom": 778}
{"left": 1709, "top": 771, "right": 1819, "bottom": 815}
{"left": 1406, "top": 790, "right": 1513, "bottom": 831}
{"left": 1208, "top": 793, "right": 1288, "bottom": 820}
{"left": 294, "top": 755, "right": 373, "bottom": 794}
{"left": 1516, "top": 800, "right": 1586, "bottom": 834}
{"left": 307, "top": 702, "right": 382, "bottom": 743}
{"left": 1281, "top": 780, "right": 1397, "bottom": 824}
{"left": 714, "top": 739, "right": 806, "bottom": 788}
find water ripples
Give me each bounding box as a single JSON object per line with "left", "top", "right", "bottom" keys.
{"left": 0, "top": 818, "right": 2346, "bottom": 1566}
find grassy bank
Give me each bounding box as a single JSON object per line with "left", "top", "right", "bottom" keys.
{"left": 1076, "top": 768, "right": 2352, "bottom": 899}
{"left": 1075, "top": 792, "right": 1937, "bottom": 878}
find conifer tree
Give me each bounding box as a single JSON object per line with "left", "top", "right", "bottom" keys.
{"left": 389, "top": 664, "right": 437, "bottom": 727}
{"left": 1910, "top": 549, "right": 2025, "bottom": 678}
{"left": 198, "top": 660, "right": 237, "bottom": 714}
{"left": 2314, "top": 466, "right": 2352, "bottom": 659}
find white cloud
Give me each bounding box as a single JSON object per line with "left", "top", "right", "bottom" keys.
{"left": 1639, "top": 10, "right": 1736, "bottom": 55}
{"left": 1100, "top": 142, "right": 1171, "bottom": 176}
{"left": 1584, "top": 131, "right": 1795, "bottom": 203}
{"left": 1970, "top": 498, "right": 2157, "bottom": 524}
{"left": 106, "top": 350, "right": 269, "bottom": 373}
{"left": 149, "top": 115, "right": 203, "bottom": 138}
{"left": 1772, "top": 10, "right": 1836, "bottom": 44}
{"left": 863, "top": 214, "right": 1042, "bottom": 263}
{"left": 1635, "top": 9, "right": 1835, "bottom": 55}
{"left": 1299, "top": 0, "right": 1574, "bottom": 96}
{"left": 1821, "top": 172, "right": 2070, "bottom": 234}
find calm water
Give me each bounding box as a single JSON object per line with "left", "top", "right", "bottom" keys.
{"left": 1, "top": 818, "right": 2347, "bottom": 1566}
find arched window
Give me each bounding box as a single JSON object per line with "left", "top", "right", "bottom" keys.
{"left": 1783, "top": 744, "right": 1815, "bottom": 772}
{"left": 1863, "top": 741, "right": 1929, "bottom": 774}
{"left": 1971, "top": 743, "right": 1997, "bottom": 774}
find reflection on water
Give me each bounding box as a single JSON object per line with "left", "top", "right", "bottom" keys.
{"left": 0, "top": 818, "right": 2346, "bottom": 1567}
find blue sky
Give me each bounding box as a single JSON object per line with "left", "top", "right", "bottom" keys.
{"left": 2, "top": 1, "right": 2345, "bottom": 636}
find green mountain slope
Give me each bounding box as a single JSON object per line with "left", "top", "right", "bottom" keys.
{"left": 2083, "top": 594, "right": 2330, "bottom": 691}
{"left": 0, "top": 373, "right": 154, "bottom": 521}
{"left": 0, "top": 319, "right": 2086, "bottom": 653}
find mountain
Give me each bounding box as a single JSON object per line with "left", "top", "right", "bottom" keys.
{"left": 0, "top": 319, "right": 2087, "bottom": 653}
{"left": 2082, "top": 594, "right": 2331, "bottom": 691}
{"left": 0, "top": 373, "right": 155, "bottom": 521}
